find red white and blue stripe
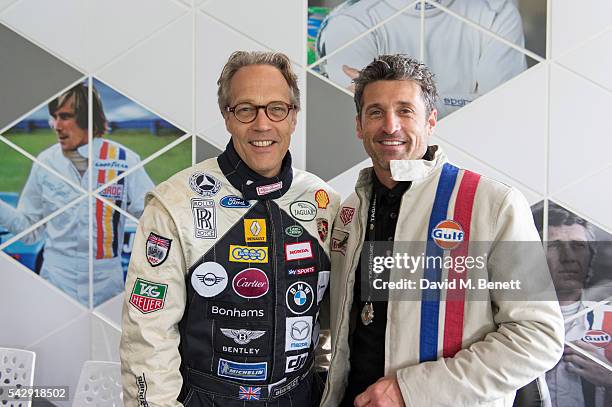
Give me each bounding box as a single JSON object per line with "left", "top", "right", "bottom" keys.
{"left": 239, "top": 386, "right": 261, "bottom": 401}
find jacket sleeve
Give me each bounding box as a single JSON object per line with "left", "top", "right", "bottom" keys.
{"left": 396, "top": 188, "right": 564, "bottom": 406}
{"left": 0, "top": 162, "right": 46, "bottom": 244}
{"left": 120, "top": 195, "right": 186, "bottom": 407}
{"left": 125, "top": 159, "right": 155, "bottom": 219}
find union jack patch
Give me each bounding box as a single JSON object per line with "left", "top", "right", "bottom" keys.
{"left": 146, "top": 232, "right": 172, "bottom": 267}
{"left": 239, "top": 386, "right": 261, "bottom": 401}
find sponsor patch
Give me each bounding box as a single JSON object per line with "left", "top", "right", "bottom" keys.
{"left": 285, "top": 241, "right": 314, "bottom": 262}
{"left": 145, "top": 232, "right": 171, "bottom": 267}
{"left": 431, "top": 220, "right": 464, "bottom": 250}
{"left": 191, "top": 198, "right": 216, "bottom": 239}
{"left": 269, "top": 376, "right": 300, "bottom": 398}
{"left": 99, "top": 184, "right": 124, "bottom": 200}
{"left": 290, "top": 201, "right": 317, "bottom": 222}
{"left": 316, "top": 218, "right": 329, "bottom": 242}
{"left": 233, "top": 268, "right": 269, "bottom": 298}
{"left": 229, "top": 245, "right": 268, "bottom": 263}
{"left": 285, "top": 316, "right": 313, "bottom": 351}
{"left": 331, "top": 230, "right": 349, "bottom": 256}
{"left": 136, "top": 374, "right": 149, "bottom": 407}
{"left": 216, "top": 327, "right": 269, "bottom": 357}
{"left": 130, "top": 278, "right": 167, "bottom": 314}
{"left": 239, "top": 386, "right": 261, "bottom": 401}
{"left": 285, "top": 352, "right": 309, "bottom": 373}
{"left": 189, "top": 172, "right": 221, "bottom": 197}
{"left": 218, "top": 358, "right": 267, "bottom": 381}
{"left": 220, "top": 195, "right": 251, "bottom": 208}
{"left": 207, "top": 301, "right": 267, "bottom": 321}
{"left": 244, "top": 219, "right": 267, "bottom": 243}
{"left": 339, "top": 207, "right": 355, "bottom": 226}
{"left": 317, "top": 270, "right": 330, "bottom": 304}
{"left": 191, "top": 262, "right": 228, "bottom": 298}
{"left": 256, "top": 181, "right": 283, "bottom": 196}
{"left": 285, "top": 225, "right": 304, "bottom": 238}
{"left": 288, "top": 266, "right": 316, "bottom": 276}
{"left": 286, "top": 281, "right": 314, "bottom": 315}
{"left": 315, "top": 189, "right": 330, "bottom": 209}
{"left": 582, "top": 330, "right": 611, "bottom": 348}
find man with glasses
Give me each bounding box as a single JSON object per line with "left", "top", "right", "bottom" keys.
{"left": 121, "top": 51, "right": 340, "bottom": 406}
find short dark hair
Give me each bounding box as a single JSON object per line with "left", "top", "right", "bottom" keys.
{"left": 48, "top": 83, "right": 108, "bottom": 137}
{"left": 532, "top": 201, "right": 596, "bottom": 242}
{"left": 353, "top": 54, "right": 438, "bottom": 117}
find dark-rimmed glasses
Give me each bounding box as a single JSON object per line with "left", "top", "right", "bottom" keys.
{"left": 225, "top": 101, "right": 296, "bottom": 124}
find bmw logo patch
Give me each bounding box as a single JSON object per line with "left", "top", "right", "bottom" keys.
{"left": 285, "top": 281, "right": 314, "bottom": 315}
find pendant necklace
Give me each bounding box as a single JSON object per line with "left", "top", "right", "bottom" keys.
{"left": 361, "top": 190, "right": 377, "bottom": 326}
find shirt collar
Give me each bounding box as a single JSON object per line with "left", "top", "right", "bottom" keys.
{"left": 217, "top": 140, "right": 293, "bottom": 200}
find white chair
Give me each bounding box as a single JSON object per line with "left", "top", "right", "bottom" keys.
{"left": 0, "top": 347, "right": 36, "bottom": 407}
{"left": 72, "top": 361, "right": 122, "bottom": 407}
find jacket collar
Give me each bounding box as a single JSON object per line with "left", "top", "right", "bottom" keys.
{"left": 387, "top": 0, "right": 454, "bottom": 17}
{"left": 217, "top": 140, "right": 293, "bottom": 200}
{"left": 355, "top": 145, "right": 447, "bottom": 190}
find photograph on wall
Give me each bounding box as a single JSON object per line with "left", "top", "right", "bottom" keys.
{"left": 308, "top": 0, "right": 546, "bottom": 118}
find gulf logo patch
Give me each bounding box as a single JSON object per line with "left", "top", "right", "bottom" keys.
{"left": 583, "top": 330, "right": 611, "bottom": 348}
{"left": 431, "top": 220, "right": 464, "bottom": 250}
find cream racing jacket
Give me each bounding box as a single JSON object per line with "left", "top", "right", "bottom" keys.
{"left": 121, "top": 144, "right": 340, "bottom": 406}
{"left": 322, "top": 146, "right": 564, "bottom": 406}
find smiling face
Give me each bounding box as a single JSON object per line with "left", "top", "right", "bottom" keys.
{"left": 224, "top": 64, "right": 297, "bottom": 178}
{"left": 51, "top": 96, "right": 88, "bottom": 151}
{"left": 356, "top": 79, "right": 437, "bottom": 185}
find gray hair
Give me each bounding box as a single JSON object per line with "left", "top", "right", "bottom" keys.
{"left": 353, "top": 54, "right": 438, "bottom": 117}
{"left": 217, "top": 51, "right": 301, "bottom": 116}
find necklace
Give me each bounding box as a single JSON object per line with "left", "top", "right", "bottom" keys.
{"left": 361, "top": 190, "right": 377, "bottom": 326}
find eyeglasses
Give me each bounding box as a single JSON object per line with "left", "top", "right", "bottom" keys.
{"left": 225, "top": 101, "right": 296, "bottom": 124}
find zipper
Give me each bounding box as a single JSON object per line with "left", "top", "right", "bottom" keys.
{"left": 265, "top": 200, "right": 277, "bottom": 382}
{"left": 322, "top": 191, "right": 366, "bottom": 401}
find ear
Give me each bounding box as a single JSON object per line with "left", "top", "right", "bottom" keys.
{"left": 426, "top": 108, "right": 437, "bottom": 137}
{"left": 223, "top": 110, "right": 231, "bottom": 132}
{"left": 356, "top": 114, "right": 363, "bottom": 140}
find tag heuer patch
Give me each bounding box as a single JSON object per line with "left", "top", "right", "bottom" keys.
{"left": 146, "top": 232, "right": 171, "bottom": 267}
{"left": 130, "top": 278, "right": 168, "bottom": 313}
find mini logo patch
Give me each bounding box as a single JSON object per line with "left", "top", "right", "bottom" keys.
{"left": 431, "top": 220, "right": 464, "bottom": 250}
{"left": 288, "top": 266, "right": 315, "bottom": 276}
{"left": 189, "top": 172, "right": 221, "bottom": 197}
{"left": 130, "top": 278, "right": 168, "bottom": 313}
{"left": 285, "top": 316, "right": 312, "bottom": 351}
{"left": 221, "top": 328, "right": 266, "bottom": 345}
{"left": 315, "top": 189, "right": 330, "bottom": 209}
{"left": 286, "top": 281, "right": 314, "bottom": 315}
{"left": 220, "top": 195, "right": 251, "bottom": 208}
{"left": 290, "top": 201, "right": 317, "bottom": 222}
{"left": 191, "top": 262, "right": 228, "bottom": 298}
{"left": 218, "top": 359, "right": 267, "bottom": 381}
{"left": 316, "top": 218, "right": 329, "bottom": 242}
{"left": 285, "top": 241, "right": 314, "bottom": 262}
{"left": 233, "top": 268, "right": 269, "bottom": 298}
{"left": 339, "top": 207, "right": 355, "bottom": 226}
{"left": 191, "top": 198, "right": 216, "bottom": 239}
{"left": 146, "top": 232, "right": 171, "bottom": 267}
{"left": 582, "top": 330, "right": 611, "bottom": 348}
{"left": 244, "top": 219, "right": 266, "bottom": 243}
{"left": 256, "top": 181, "right": 283, "bottom": 196}
{"left": 229, "top": 245, "right": 268, "bottom": 263}
{"left": 285, "top": 225, "right": 304, "bottom": 238}
{"left": 239, "top": 386, "right": 261, "bottom": 401}
{"left": 285, "top": 352, "right": 309, "bottom": 373}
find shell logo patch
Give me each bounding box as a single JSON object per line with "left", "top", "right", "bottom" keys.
{"left": 582, "top": 330, "right": 611, "bottom": 348}
{"left": 315, "top": 189, "right": 330, "bottom": 209}
{"left": 431, "top": 220, "right": 464, "bottom": 250}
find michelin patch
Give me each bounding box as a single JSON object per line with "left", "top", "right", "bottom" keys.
{"left": 145, "top": 232, "right": 171, "bottom": 267}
